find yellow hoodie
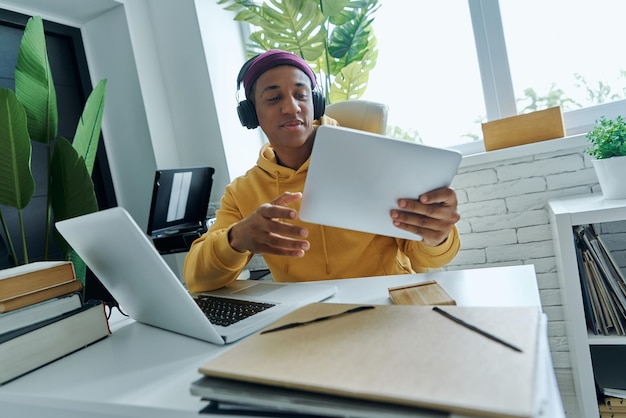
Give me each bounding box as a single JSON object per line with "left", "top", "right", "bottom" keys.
{"left": 184, "top": 131, "right": 460, "bottom": 293}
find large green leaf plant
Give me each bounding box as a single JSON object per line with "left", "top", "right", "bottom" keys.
{"left": 0, "top": 16, "right": 106, "bottom": 283}
{"left": 217, "top": 0, "right": 379, "bottom": 103}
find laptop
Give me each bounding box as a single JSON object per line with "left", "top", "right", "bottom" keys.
{"left": 300, "top": 125, "right": 462, "bottom": 241}
{"left": 55, "top": 207, "right": 337, "bottom": 345}
{"left": 146, "top": 166, "right": 214, "bottom": 255}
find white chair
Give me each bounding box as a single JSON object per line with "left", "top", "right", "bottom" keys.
{"left": 324, "top": 100, "right": 389, "bottom": 135}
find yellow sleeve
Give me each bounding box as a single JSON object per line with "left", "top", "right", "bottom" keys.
{"left": 398, "top": 226, "right": 461, "bottom": 272}
{"left": 183, "top": 188, "right": 252, "bottom": 292}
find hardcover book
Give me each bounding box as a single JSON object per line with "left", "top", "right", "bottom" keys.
{"left": 0, "top": 300, "right": 110, "bottom": 385}
{"left": 0, "top": 261, "right": 76, "bottom": 301}
{"left": 0, "top": 280, "right": 83, "bottom": 313}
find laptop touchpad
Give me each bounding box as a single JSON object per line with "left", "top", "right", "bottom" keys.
{"left": 232, "top": 282, "right": 285, "bottom": 297}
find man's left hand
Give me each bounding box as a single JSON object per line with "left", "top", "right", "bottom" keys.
{"left": 390, "top": 186, "right": 460, "bottom": 246}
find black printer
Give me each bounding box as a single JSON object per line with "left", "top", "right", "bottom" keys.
{"left": 146, "top": 167, "right": 214, "bottom": 254}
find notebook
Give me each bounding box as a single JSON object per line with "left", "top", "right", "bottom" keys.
{"left": 146, "top": 166, "right": 214, "bottom": 254}
{"left": 300, "top": 125, "right": 462, "bottom": 241}
{"left": 198, "top": 303, "right": 544, "bottom": 418}
{"left": 55, "top": 207, "right": 337, "bottom": 345}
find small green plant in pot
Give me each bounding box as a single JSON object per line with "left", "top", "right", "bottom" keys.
{"left": 585, "top": 115, "right": 626, "bottom": 199}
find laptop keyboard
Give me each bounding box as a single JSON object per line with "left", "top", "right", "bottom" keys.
{"left": 194, "top": 295, "right": 275, "bottom": 327}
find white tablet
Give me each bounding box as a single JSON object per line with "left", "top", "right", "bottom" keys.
{"left": 300, "top": 125, "right": 462, "bottom": 240}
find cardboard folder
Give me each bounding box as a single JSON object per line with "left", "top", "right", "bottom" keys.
{"left": 199, "top": 303, "right": 543, "bottom": 418}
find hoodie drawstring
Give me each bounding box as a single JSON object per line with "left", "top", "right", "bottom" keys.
{"left": 319, "top": 226, "right": 330, "bottom": 275}
{"left": 274, "top": 171, "right": 281, "bottom": 196}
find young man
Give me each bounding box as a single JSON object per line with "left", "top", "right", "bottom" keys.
{"left": 184, "top": 50, "right": 460, "bottom": 292}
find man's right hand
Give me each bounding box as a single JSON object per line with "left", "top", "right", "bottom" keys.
{"left": 228, "top": 192, "right": 310, "bottom": 257}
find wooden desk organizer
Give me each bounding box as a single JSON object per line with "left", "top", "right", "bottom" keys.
{"left": 481, "top": 106, "right": 565, "bottom": 151}
{"left": 388, "top": 280, "right": 456, "bottom": 306}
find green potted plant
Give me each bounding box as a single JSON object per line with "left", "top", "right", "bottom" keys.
{"left": 585, "top": 115, "right": 626, "bottom": 199}
{"left": 0, "top": 16, "right": 106, "bottom": 284}
{"left": 216, "top": 0, "right": 379, "bottom": 103}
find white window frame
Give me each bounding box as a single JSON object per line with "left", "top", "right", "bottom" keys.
{"left": 464, "top": 0, "right": 626, "bottom": 155}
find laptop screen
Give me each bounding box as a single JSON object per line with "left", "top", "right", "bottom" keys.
{"left": 147, "top": 167, "right": 215, "bottom": 236}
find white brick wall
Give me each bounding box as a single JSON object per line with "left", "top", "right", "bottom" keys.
{"left": 447, "top": 140, "right": 602, "bottom": 418}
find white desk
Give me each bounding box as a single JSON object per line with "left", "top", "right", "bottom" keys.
{"left": 0, "top": 265, "right": 564, "bottom": 418}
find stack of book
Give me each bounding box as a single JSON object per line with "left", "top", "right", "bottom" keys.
{"left": 574, "top": 225, "right": 626, "bottom": 335}
{"left": 193, "top": 303, "right": 544, "bottom": 418}
{"left": 0, "top": 261, "right": 110, "bottom": 385}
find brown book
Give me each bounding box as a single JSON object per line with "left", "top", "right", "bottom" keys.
{"left": 0, "top": 280, "right": 83, "bottom": 313}
{"left": 388, "top": 280, "right": 456, "bottom": 305}
{"left": 0, "top": 261, "right": 76, "bottom": 300}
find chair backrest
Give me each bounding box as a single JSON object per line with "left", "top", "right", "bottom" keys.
{"left": 324, "top": 100, "right": 389, "bottom": 135}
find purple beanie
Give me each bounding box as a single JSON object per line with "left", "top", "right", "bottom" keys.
{"left": 243, "top": 50, "right": 317, "bottom": 99}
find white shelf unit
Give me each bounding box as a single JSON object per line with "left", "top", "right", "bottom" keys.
{"left": 548, "top": 194, "right": 626, "bottom": 418}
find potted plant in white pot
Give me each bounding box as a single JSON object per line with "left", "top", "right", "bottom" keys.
{"left": 586, "top": 115, "right": 626, "bottom": 199}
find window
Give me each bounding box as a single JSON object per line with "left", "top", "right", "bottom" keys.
{"left": 361, "top": 1, "right": 484, "bottom": 148}
{"left": 500, "top": 0, "right": 626, "bottom": 112}
{"left": 361, "top": 0, "right": 626, "bottom": 151}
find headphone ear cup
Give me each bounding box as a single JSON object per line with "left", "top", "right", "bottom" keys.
{"left": 312, "top": 90, "right": 326, "bottom": 120}
{"left": 237, "top": 99, "right": 259, "bottom": 129}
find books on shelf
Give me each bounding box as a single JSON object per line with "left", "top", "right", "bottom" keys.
{"left": 0, "top": 293, "right": 82, "bottom": 334}
{"left": 574, "top": 225, "right": 626, "bottom": 336}
{"left": 601, "top": 396, "right": 626, "bottom": 413}
{"left": 0, "top": 299, "right": 110, "bottom": 385}
{"left": 600, "top": 396, "right": 626, "bottom": 418}
{"left": 591, "top": 345, "right": 626, "bottom": 400}
{"left": 0, "top": 261, "right": 76, "bottom": 300}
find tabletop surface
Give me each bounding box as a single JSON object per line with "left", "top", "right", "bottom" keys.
{"left": 0, "top": 265, "right": 561, "bottom": 418}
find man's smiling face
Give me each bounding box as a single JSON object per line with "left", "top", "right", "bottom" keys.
{"left": 253, "top": 65, "right": 316, "bottom": 168}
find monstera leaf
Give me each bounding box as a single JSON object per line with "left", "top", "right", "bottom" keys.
{"left": 218, "top": 0, "right": 379, "bottom": 103}
{"left": 244, "top": 0, "right": 326, "bottom": 60}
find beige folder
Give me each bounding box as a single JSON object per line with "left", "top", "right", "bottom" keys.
{"left": 199, "top": 303, "right": 542, "bottom": 418}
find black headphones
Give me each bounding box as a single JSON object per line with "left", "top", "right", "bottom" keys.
{"left": 236, "top": 54, "right": 326, "bottom": 129}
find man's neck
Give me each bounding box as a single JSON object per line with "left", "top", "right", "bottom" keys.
{"left": 273, "top": 142, "right": 313, "bottom": 171}
{"left": 274, "top": 152, "right": 307, "bottom": 171}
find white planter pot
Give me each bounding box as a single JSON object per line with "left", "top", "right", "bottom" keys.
{"left": 592, "top": 155, "right": 626, "bottom": 200}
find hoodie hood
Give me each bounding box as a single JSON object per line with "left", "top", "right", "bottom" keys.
{"left": 257, "top": 143, "right": 310, "bottom": 191}
{"left": 256, "top": 114, "right": 338, "bottom": 185}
